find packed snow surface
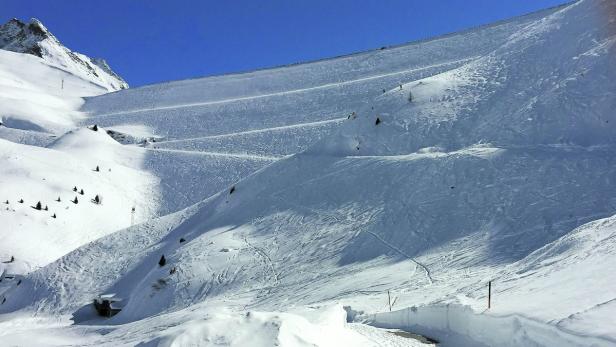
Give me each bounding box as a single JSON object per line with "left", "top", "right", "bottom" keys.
{"left": 1, "top": 0, "right": 616, "bottom": 346}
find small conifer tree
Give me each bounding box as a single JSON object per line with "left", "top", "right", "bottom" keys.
{"left": 158, "top": 255, "right": 166, "bottom": 267}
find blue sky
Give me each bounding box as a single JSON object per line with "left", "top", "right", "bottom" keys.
{"left": 3, "top": 1, "right": 569, "bottom": 87}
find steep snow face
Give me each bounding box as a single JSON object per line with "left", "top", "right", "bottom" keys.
{"left": 316, "top": 1, "right": 616, "bottom": 156}
{"left": 0, "top": 17, "right": 130, "bottom": 137}
{"left": 0, "top": 48, "right": 105, "bottom": 137}
{"left": 0, "top": 18, "right": 127, "bottom": 92}
{"left": 79, "top": 4, "right": 561, "bottom": 215}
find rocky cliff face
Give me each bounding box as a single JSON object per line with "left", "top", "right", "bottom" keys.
{"left": 0, "top": 18, "right": 128, "bottom": 91}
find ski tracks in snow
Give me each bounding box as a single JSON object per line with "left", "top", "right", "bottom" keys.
{"left": 242, "top": 236, "right": 280, "bottom": 295}
{"left": 364, "top": 230, "right": 434, "bottom": 285}
{"left": 90, "top": 57, "right": 479, "bottom": 118}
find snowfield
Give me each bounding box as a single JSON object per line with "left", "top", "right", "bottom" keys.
{"left": 1, "top": 0, "right": 616, "bottom": 346}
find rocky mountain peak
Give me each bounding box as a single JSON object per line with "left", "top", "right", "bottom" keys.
{"left": 0, "top": 18, "right": 128, "bottom": 91}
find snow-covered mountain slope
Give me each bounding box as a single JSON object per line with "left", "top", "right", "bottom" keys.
{"left": 0, "top": 19, "right": 143, "bottom": 273}
{"left": 80, "top": 4, "right": 563, "bottom": 216}
{"left": 0, "top": 48, "right": 105, "bottom": 138}
{"left": 0, "top": 128, "right": 159, "bottom": 273}
{"left": 0, "top": 18, "right": 127, "bottom": 92}
{"left": 0, "top": 18, "right": 127, "bottom": 138}
{"left": 2, "top": 0, "right": 616, "bottom": 346}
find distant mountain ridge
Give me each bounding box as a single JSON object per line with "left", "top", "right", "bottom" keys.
{"left": 0, "top": 18, "right": 128, "bottom": 91}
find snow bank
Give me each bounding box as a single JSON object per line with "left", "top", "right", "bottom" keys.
{"left": 364, "top": 304, "right": 615, "bottom": 347}
{"left": 149, "top": 306, "right": 368, "bottom": 347}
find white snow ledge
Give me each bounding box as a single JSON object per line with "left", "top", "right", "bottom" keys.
{"left": 363, "top": 304, "right": 615, "bottom": 347}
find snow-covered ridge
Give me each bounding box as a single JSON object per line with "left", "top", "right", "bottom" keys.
{"left": 0, "top": 18, "right": 127, "bottom": 91}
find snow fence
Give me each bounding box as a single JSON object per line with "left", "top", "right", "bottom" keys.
{"left": 363, "top": 304, "right": 615, "bottom": 347}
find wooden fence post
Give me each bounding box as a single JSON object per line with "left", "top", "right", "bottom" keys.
{"left": 488, "top": 281, "right": 492, "bottom": 309}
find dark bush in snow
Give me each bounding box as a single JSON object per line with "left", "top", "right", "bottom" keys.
{"left": 73, "top": 186, "right": 77, "bottom": 192}
{"left": 91, "top": 124, "right": 98, "bottom": 131}
{"left": 375, "top": 117, "right": 381, "bottom": 125}
{"left": 158, "top": 255, "right": 166, "bottom": 267}
{"left": 179, "top": 238, "right": 186, "bottom": 243}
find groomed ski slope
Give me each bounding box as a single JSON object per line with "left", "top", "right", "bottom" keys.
{"left": 2, "top": 0, "right": 616, "bottom": 346}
